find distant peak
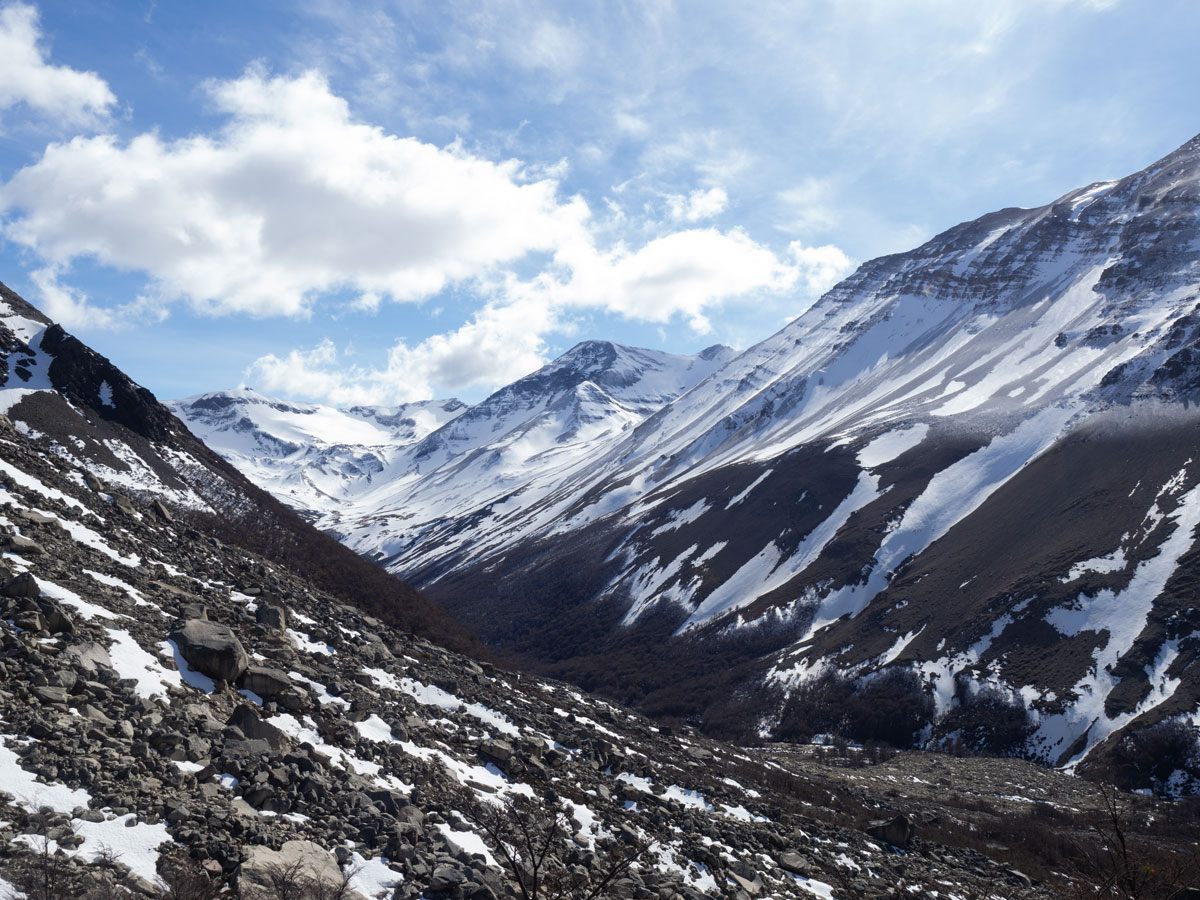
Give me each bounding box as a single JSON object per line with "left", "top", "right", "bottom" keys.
{"left": 699, "top": 344, "right": 733, "bottom": 361}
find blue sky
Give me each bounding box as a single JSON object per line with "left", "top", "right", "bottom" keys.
{"left": 0, "top": 0, "right": 1197, "bottom": 405}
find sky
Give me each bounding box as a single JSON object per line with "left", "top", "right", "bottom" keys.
{"left": 0, "top": 0, "right": 1198, "bottom": 407}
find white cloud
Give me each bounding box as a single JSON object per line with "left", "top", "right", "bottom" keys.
{"left": 544, "top": 227, "right": 797, "bottom": 334}
{"left": 0, "top": 2, "right": 114, "bottom": 128}
{"left": 244, "top": 223, "right": 853, "bottom": 405}
{"left": 666, "top": 186, "right": 727, "bottom": 222}
{"left": 245, "top": 301, "right": 551, "bottom": 404}
{"left": 787, "top": 242, "right": 855, "bottom": 296}
{"left": 0, "top": 68, "right": 588, "bottom": 317}
{"left": 1, "top": 65, "right": 854, "bottom": 401}
{"left": 28, "top": 266, "right": 117, "bottom": 329}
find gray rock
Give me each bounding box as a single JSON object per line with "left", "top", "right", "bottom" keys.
{"left": 2, "top": 572, "right": 41, "bottom": 598}
{"left": 775, "top": 851, "right": 811, "bottom": 876}
{"left": 478, "top": 739, "right": 514, "bottom": 766}
{"left": 3, "top": 534, "right": 44, "bottom": 555}
{"left": 150, "top": 499, "right": 173, "bottom": 521}
{"left": 866, "top": 814, "right": 916, "bottom": 849}
{"left": 429, "top": 865, "right": 467, "bottom": 892}
{"left": 170, "top": 619, "right": 249, "bottom": 682}
{"left": 238, "top": 840, "right": 368, "bottom": 900}
{"left": 226, "top": 704, "right": 288, "bottom": 750}
{"left": 111, "top": 493, "right": 138, "bottom": 515}
{"left": 255, "top": 603, "right": 287, "bottom": 630}
{"left": 63, "top": 641, "right": 112, "bottom": 674}
{"left": 239, "top": 666, "right": 293, "bottom": 699}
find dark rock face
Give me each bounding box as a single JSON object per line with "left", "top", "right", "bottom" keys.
{"left": 170, "top": 618, "right": 249, "bottom": 682}
{"left": 866, "top": 815, "right": 916, "bottom": 849}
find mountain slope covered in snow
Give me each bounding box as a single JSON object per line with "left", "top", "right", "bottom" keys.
{"left": 180, "top": 135, "right": 1200, "bottom": 782}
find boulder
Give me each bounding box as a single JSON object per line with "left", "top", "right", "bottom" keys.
{"left": 63, "top": 641, "right": 112, "bottom": 674}
{"left": 430, "top": 865, "right": 467, "bottom": 892}
{"left": 5, "top": 574, "right": 43, "bottom": 603}
{"left": 478, "top": 739, "right": 514, "bottom": 766}
{"left": 237, "top": 840, "right": 368, "bottom": 900}
{"left": 866, "top": 814, "right": 916, "bottom": 848}
{"left": 3, "top": 534, "right": 44, "bottom": 556}
{"left": 170, "top": 618, "right": 249, "bottom": 682}
{"left": 775, "top": 851, "right": 811, "bottom": 876}
{"left": 226, "top": 704, "right": 288, "bottom": 750}
{"left": 239, "top": 666, "right": 293, "bottom": 699}
{"left": 255, "top": 603, "right": 287, "bottom": 630}
{"left": 150, "top": 499, "right": 173, "bottom": 521}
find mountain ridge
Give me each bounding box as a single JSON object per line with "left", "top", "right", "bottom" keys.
{"left": 173, "top": 134, "right": 1200, "bottom": 783}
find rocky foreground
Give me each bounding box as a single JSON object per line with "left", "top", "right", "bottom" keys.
{"left": 0, "top": 413, "right": 1197, "bottom": 900}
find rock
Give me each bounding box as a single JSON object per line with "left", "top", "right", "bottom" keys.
{"left": 255, "top": 604, "right": 288, "bottom": 630}
{"left": 478, "top": 739, "right": 514, "bottom": 766}
{"left": 3, "top": 534, "right": 44, "bottom": 555}
{"left": 729, "top": 870, "right": 762, "bottom": 896}
{"left": 866, "top": 814, "right": 916, "bottom": 849}
{"left": 111, "top": 493, "right": 138, "bottom": 515}
{"left": 63, "top": 641, "right": 112, "bottom": 674}
{"left": 226, "top": 704, "right": 288, "bottom": 750}
{"left": 429, "top": 865, "right": 467, "bottom": 892}
{"left": 41, "top": 605, "right": 74, "bottom": 634}
{"left": 170, "top": 618, "right": 249, "bottom": 682}
{"left": 775, "top": 851, "right": 811, "bottom": 876}
{"left": 239, "top": 666, "right": 293, "bottom": 699}
{"left": 32, "top": 685, "right": 69, "bottom": 705}
{"left": 83, "top": 472, "right": 104, "bottom": 492}
{"left": 150, "top": 499, "right": 173, "bottom": 521}
{"left": 238, "top": 840, "right": 367, "bottom": 900}
{"left": 2, "top": 572, "right": 41, "bottom": 598}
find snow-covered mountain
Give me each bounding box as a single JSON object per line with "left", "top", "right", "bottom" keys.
{"left": 179, "top": 134, "right": 1200, "bottom": 777}
{"left": 170, "top": 389, "right": 467, "bottom": 515}
{"left": 173, "top": 341, "right": 737, "bottom": 553}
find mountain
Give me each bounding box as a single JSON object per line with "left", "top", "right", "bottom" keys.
{"left": 174, "top": 341, "right": 737, "bottom": 571}
{"left": 0, "top": 281, "right": 478, "bottom": 654}
{"left": 178, "top": 134, "right": 1200, "bottom": 784}
{"left": 10, "top": 283, "right": 1184, "bottom": 900}
{"left": 170, "top": 389, "right": 468, "bottom": 517}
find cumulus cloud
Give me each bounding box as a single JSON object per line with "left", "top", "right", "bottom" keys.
{"left": 0, "top": 68, "right": 588, "bottom": 317}
{"left": 787, "top": 241, "right": 854, "bottom": 296}
{"left": 245, "top": 230, "right": 857, "bottom": 407}
{"left": 1, "top": 65, "right": 854, "bottom": 403}
{"left": 245, "top": 301, "right": 552, "bottom": 404}
{"left": 0, "top": 2, "right": 115, "bottom": 127}
{"left": 538, "top": 227, "right": 799, "bottom": 334}
{"left": 666, "top": 186, "right": 727, "bottom": 222}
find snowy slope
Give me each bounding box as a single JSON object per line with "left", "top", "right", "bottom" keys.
{"left": 408, "top": 134, "right": 1200, "bottom": 768}
{"left": 177, "top": 134, "right": 1200, "bottom": 770}
{"left": 170, "top": 389, "right": 467, "bottom": 515}
{"left": 172, "top": 341, "right": 736, "bottom": 543}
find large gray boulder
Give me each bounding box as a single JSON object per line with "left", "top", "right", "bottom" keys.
{"left": 237, "top": 841, "right": 371, "bottom": 900}
{"left": 866, "top": 814, "right": 916, "bottom": 848}
{"left": 227, "top": 704, "right": 288, "bottom": 750}
{"left": 170, "top": 618, "right": 249, "bottom": 682}
{"left": 238, "top": 666, "right": 293, "bottom": 699}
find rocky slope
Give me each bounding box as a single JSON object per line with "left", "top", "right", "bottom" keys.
{"left": 175, "top": 136, "right": 1200, "bottom": 782}
{"left": 0, "top": 283, "right": 475, "bottom": 654}
{"left": 2, "top": 380, "right": 1199, "bottom": 900}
